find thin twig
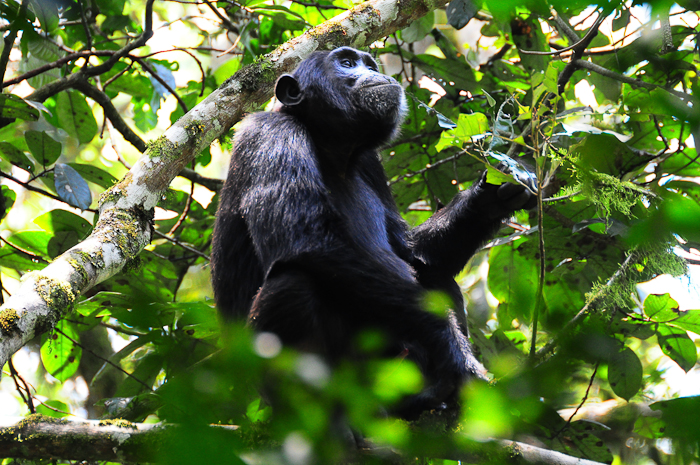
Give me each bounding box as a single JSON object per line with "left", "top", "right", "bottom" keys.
{"left": 201, "top": 0, "right": 240, "bottom": 33}
{"left": 573, "top": 58, "right": 690, "bottom": 101}
{"left": 544, "top": 190, "right": 581, "bottom": 203}
{"left": 557, "top": 362, "right": 599, "bottom": 435}
{"left": 0, "top": 236, "right": 48, "bottom": 264}
{"left": 8, "top": 358, "right": 35, "bottom": 413}
{"left": 520, "top": 13, "right": 605, "bottom": 57}
{"left": 138, "top": 48, "right": 207, "bottom": 95}
{"left": 2, "top": 51, "right": 115, "bottom": 88}
{"left": 133, "top": 57, "right": 189, "bottom": 114}
{"left": 168, "top": 179, "right": 195, "bottom": 235}
{"left": 534, "top": 252, "right": 638, "bottom": 363}
{"left": 54, "top": 326, "right": 153, "bottom": 391}
{"left": 73, "top": 79, "right": 148, "bottom": 152}
{"left": 153, "top": 229, "right": 211, "bottom": 260}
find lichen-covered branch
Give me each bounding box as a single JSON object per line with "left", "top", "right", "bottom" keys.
{"left": 0, "top": 0, "right": 449, "bottom": 370}
{"left": 0, "top": 416, "right": 607, "bottom": 465}
{"left": 0, "top": 415, "right": 166, "bottom": 462}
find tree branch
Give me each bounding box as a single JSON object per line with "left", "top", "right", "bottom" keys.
{"left": 0, "top": 416, "right": 607, "bottom": 465}
{"left": 72, "top": 79, "right": 148, "bottom": 152}
{"left": 73, "top": 79, "right": 222, "bottom": 191}
{"left": 572, "top": 58, "right": 690, "bottom": 101}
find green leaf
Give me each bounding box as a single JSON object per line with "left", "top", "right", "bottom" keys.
{"left": 34, "top": 209, "right": 92, "bottom": 235}
{"left": 133, "top": 101, "right": 158, "bottom": 132}
{"left": 115, "top": 352, "right": 163, "bottom": 397}
{"left": 657, "top": 324, "right": 697, "bottom": 372}
{"left": 56, "top": 91, "right": 98, "bottom": 144}
{"left": 0, "top": 141, "right": 35, "bottom": 173}
{"left": 669, "top": 310, "right": 700, "bottom": 335}
{"left": 1, "top": 185, "right": 16, "bottom": 220}
{"left": 455, "top": 112, "right": 489, "bottom": 138}
{"left": 41, "top": 320, "right": 82, "bottom": 382}
{"left": 435, "top": 113, "right": 489, "bottom": 152}
{"left": 246, "top": 397, "right": 272, "bottom": 423}
{"left": 411, "top": 54, "right": 480, "bottom": 93}
{"left": 101, "top": 14, "right": 132, "bottom": 34}
{"left": 608, "top": 346, "right": 643, "bottom": 401}
{"left": 25, "top": 130, "right": 61, "bottom": 167}
{"left": 611, "top": 316, "right": 655, "bottom": 340}
{"left": 612, "top": 9, "right": 630, "bottom": 31}
{"left": 47, "top": 231, "right": 83, "bottom": 259}
{"left": 68, "top": 163, "right": 118, "bottom": 189}
{"left": 35, "top": 210, "right": 90, "bottom": 256}
{"left": 573, "top": 134, "right": 633, "bottom": 176}
{"left": 30, "top": 0, "right": 59, "bottom": 33}
{"left": 36, "top": 400, "right": 70, "bottom": 418}
{"left": 0, "top": 94, "right": 40, "bottom": 121}
{"left": 0, "top": 246, "right": 45, "bottom": 271}
{"left": 649, "top": 396, "right": 700, "bottom": 443}
{"left": 103, "top": 65, "right": 153, "bottom": 99}
{"left": 643, "top": 293, "right": 680, "bottom": 322}
{"left": 6, "top": 230, "right": 52, "bottom": 257}
{"left": 486, "top": 166, "right": 516, "bottom": 185}
{"left": 435, "top": 130, "right": 464, "bottom": 152}
{"left": 629, "top": 192, "right": 700, "bottom": 244}
{"left": 74, "top": 291, "right": 129, "bottom": 317}
{"left": 401, "top": 12, "right": 433, "bottom": 42}
{"left": 488, "top": 240, "right": 539, "bottom": 324}
{"left": 550, "top": 420, "right": 614, "bottom": 463}
{"left": 174, "top": 301, "right": 220, "bottom": 339}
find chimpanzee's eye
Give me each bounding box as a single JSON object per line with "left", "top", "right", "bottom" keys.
{"left": 340, "top": 58, "right": 353, "bottom": 68}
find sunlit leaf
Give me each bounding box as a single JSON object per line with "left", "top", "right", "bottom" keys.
{"left": 0, "top": 247, "right": 45, "bottom": 271}
{"left": 643, "top": 293, "right": 680, "bottom": 322}
{"left": 670, "top": 310, "right": 700, "bottom": 335}
{"left": 649, "top": 396, "right": 700, "bottom": 443}
{"left": 657, "top": 324, "right": 697, "bottom": 372}
{"left": 371, "top": 358, "right": 423, "bottom": 403}
{"left": 34, "top": 209, "right": 92, "bottom": 235}
{"left": 6, "top": 230, "right": 51, "bottom": 257}
{"left": 36, "top": 400, "right": 70, "bottom": 418}
{"left": 41, "top": 321, "right": 82, "bottom": 382}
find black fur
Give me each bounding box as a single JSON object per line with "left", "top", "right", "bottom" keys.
{"left": 211, "top": 47, "right": 535, "bottom": 419}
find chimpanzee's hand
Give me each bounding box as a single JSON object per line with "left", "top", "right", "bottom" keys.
{"left": 473, "top": 170, "right": 537, "bottom": 220}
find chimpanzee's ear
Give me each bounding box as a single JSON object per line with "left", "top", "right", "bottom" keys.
{"left": 275, "top": 74, "right": 303, "bottom": 107}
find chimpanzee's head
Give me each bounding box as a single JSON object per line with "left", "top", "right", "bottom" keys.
{"left": 275, "top": 47, "right": 407, "bottom": 148}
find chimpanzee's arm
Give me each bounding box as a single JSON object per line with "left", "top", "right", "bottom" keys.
{"left": 410, "top": 175, "right": 535, "bottom": 280}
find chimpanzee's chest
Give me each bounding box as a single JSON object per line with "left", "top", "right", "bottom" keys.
{"left": 331, "top": 173, "right": 392, "bottom": 255}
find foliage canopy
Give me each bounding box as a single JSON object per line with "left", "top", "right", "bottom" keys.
{"left": 1, "top": 0, "right": 700, "bottom": 463}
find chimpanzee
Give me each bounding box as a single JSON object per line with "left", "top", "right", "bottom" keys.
{"left": 211, "top": 46, "right": 535, "bottom": 419}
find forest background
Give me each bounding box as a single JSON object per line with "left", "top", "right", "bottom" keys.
{"left": 1, "top": 0, "right": 700, "bottom": 463}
